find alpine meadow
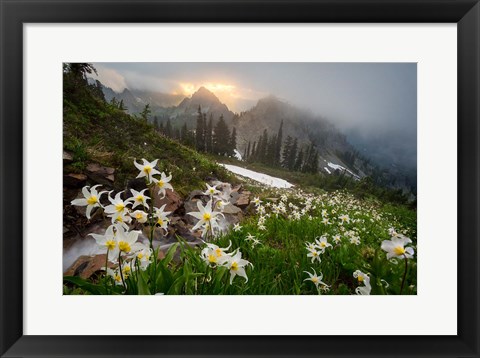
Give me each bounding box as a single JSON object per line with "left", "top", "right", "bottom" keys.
{"left": 63, "top": 62, "right": 417, "bottom": 295}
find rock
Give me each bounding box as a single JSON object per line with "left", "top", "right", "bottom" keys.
{"left": 186, "top": 190, "right": 205, "bottom": 201}
{"left": 235, "top": 191, "right": 251, "bottom": 208}
{"left": 266, "top": 197, "right": 279, "bottom": 203}
{"left": 223, "top": 211, "right": 244, "bottom": 226}
{"left": 153, "top": 188, "right": 182, "bottom": 213}
{"left": 64, "top": 254, "right": 113, "bottom": 279}
{"left": 222, "top": 203, "right": 242, "bottom": 215}
{"left": 63, "top": 151, "right": 73, "bottom": 164}
{"left": 63, "top": 173, "right": 88, "bottom": 188}
{"left": 86, "top": 162, "right": 115, "bottom": 185}
{"left": 183, "top": 198, "right": 203, "bottom": 225}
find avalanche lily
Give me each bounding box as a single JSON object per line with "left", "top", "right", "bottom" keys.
{"left": 134, "top": 158, "right": 160, "bottom": 184}
{"left": 71, "top": 185, "right": 107, "bottom": 219}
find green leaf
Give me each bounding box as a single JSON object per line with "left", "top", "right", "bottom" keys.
{"left": 137, "top": 270, "right": 151, "bottom": 295}
{"left": 63, "top": 276, "right": 107, "bottom": 295}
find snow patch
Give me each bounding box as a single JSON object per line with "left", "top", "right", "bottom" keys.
{"left": 219, "top": 164, "right": 294, "bottom": 189}
{"left": 327, "top": 162, "right": 361, "bottom": 180}
{"left": 233, "top": 149, "right": 243, "bottom": 161}
{"left": 324, "top": 167, "right": 331, "bottom": 174}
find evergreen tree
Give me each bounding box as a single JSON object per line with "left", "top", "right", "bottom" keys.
{"left": 153, "top": 116, "right": 159, "bottom": 131}
{"left": 165, "top": 118, "right": 172, "bottom": 138}
{"left": 250, "top": 141, "right": 256, "bottom": 162}
{"left": 213, "top": 115, "right": 231, "bottom": 155}
{"left": 181, "top": 122, "right": 188, "bottom": 143}
{"left": 287, "top": 138, "right": 298, "bottom": 170}
{"left": 195, "top": 105, "right": 205, "bottom": 152}
{"left": 140, "top": 104, "right": 151, "bottom": 122}
{"left": 281, "top": 136, "right": 293, "bottom": 168}
{"left": 159, "top": 121, "right": 165, "bottom": 134}
{"left": 230, "top": 127, "right": 237, "bottom": 156}
{"left": 205, "top": 114, "right": 213, "bottom": 153}
{"left": 275, "top": 120, "right": 283, "bottom": 166}
{"left": 266, "top": 134, "right": 277, "bottom": 166}
{"left": 258, "top": 129, "right": 268, "bottom": 163}
{"left": 119, "top": 99, "right": 127, "bottom": 112}
{"left": 294, "top": 148, "right": 304, "bottom": 171}
{"left": 246, "top": 141, "right": 251, "bottom": 161}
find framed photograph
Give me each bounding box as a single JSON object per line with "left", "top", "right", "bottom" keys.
{"left": 1, "top": 0, "right": 479, "bottom": 357}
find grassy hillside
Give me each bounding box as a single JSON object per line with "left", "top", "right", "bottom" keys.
{"left": 63, "top": 67, "right": 235, "bottom": 196}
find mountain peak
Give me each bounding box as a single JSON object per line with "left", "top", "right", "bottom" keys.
{"left": 191, "top": 86, "right": 220, "bottom": 103}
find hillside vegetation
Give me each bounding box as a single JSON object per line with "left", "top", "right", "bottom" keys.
{"left": 63, "top": 64, "right": 234, "bottom": 196}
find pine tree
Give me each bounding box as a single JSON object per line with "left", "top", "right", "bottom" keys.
{"left": 119, "top": 99, "right": 127, "bottom": 112}
{"left": 281, "top": 136, "right": 293, "bottom": 168}
{"left": 213, "top": 115, "right": 231, "bottom": 155}
{"left": 140, "top": 104, "right": 151, "bottom": 122}
{"left": 294, "top": 148, "right": 304, "bottom": 171}
{"left": 181, "top": 122, "right": 188, "bottom": 143}
{"left": 165, "top": 118, "right": 172, "bottom": 138}
{"left": 230, "top": 127, "right": 237, "bottom": 156}
{"left": 205, "top": 114, "right": 213, "bottom": 153}
{"left": 287, "top": 138, "right": 298, "bottom": 170}
{"left": 275, "top": 120, "right": 283, "bottom": 166}
{"left": 195, "top": 105, "right": 205, "bottom": 152}
{"left": 266, "top": 134, "right": 277, "bottom": 166}
{"left": 159, "top": 121, "right": 165, "bottom": 134}
{"left": 153, "top": 116, "right": 159, "bottom": 131}
{"left": 246, "top": 141, "right": 251, "bottom": 160}
{"left": 250, "top": 141, "right": 256, "bottom": 162}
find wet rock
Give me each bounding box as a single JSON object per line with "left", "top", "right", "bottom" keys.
{"left": 64, "top": 173, "right": 88, "bottom": 188}
{"left": 64, "top": 254, "right": 113, "bottom": 279}
{"left": 153, "top": 188, "right": 182, "bottom": 214}
{"left": 86, "top": 163, "right": 115, "bottom": 185}
{"left": 222, "top": 203, "right": 242, "bottom": 215}
{"left": 235, "top": 191, "right": 251, "bottom": 208}
{"left": 63, "top": 151, "right": 74, "bottom": 164}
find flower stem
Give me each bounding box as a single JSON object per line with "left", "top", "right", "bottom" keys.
{"left": 399, "top": 254, "right": 408, "bottom": 294}
{"left": 118, "top": 252, "right": 127, "bottom": 292}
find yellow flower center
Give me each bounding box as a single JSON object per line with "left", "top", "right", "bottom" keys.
{"left": 115, "top": 203, "right": 125, "bottom": 212}
{"left": 115, "top": 274, "right": 122, "bottom": 282}
{"left": 157, "top": 218, "right": 164, "bottom": 226}
{"left": 208, "top": 254, "right": 217, "bottom": 263}
{"left": 144, "top": 166, "right": 152, "bottom": 174}
{"left": 312, "top": 277, "right": 319, "bottom": 283}
{"left": 394, "top": 246, "right": 406, "bottom": 255}
{"left": 320, "top": 242, "right": 326, "bottom": 247}
{"left": 136, "top": 195, "right": 144, "bottom": 202}
{"left": 136, "top": 213, "right": 143, "bottom": 219}
{"left": 157, "top": 180, "right": 164, "bottom": 188}
{"left": 215, "top": 248, "right": 223, "bottom": 257}
{"left": 357, "top": 276, "right": 364, "bottom": 283}
{"left": 105, "top": 240, "right": 116, "bottom": 251}
{"left": 116, "top": 216, "right": 124, "bottom": 223}
{"left": 87, "top": 195, "right": 98, "bottom": 205}
{"left": 203, "top": 213, "right": 211, "bottom": 221}
{"left": 313, "top": 251, "right": 318, "bottom": 256}
{"left": 138, "top": 253, "right": 144, "bottom": 259}
{"left": 209, "top": 189, "right": 215, "bottom": 194}
{"left": 118, "top": 241, "right": 131, "bottom": 252}
{"left": 231, "top": 261, "right": 238, "bottom": 271}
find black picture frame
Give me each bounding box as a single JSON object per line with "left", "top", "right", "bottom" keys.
{"left": 1, "top": 1, "right": 479, "bottom": 357}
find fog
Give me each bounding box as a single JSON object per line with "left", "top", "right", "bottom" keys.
{"left": 91, "top": 62, "right": 417, "bottom": 169}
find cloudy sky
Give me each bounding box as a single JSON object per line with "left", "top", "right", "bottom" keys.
{"left": 91, "top": 62, "right": 417, "bottom": 167}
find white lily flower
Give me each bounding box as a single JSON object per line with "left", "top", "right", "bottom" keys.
{"left": 203, "top": 183, "right": 220, "bottom": 197}
{"left": 233, "top": 223, "right": 242, "bottom": 232}
{"left": 200, "top": 241, "right": 232, "bottom": 266}
{"left": 136, "top": 245, "right": 153, "bottom": 270}
{"left": 187, "top": 199, "right": 224, "bottom": 237}
{"left": 128, "top": 188, "right": 150, "bottom": 209}
{"left": 134, "top": 158, "right": 160, "bottom": 184}
{"left": 154, "top": 204, "right": 172, "bottom": 233}
{"left": 381, "top": 235, "right": 414, "bottom": 259}
{"left": 353, "top": 270, "right": 371, "bottom": 295}
{"left": 71, "top": 185, "right": 107, "bottom": 219}
{"left": 104, "top": 267, "right": 123, "bottom": 286}
{"left": 333, "top": 234, "right": 342, "bottom": 244}
{"left": 314, "top": 236, "right": 332, "bottom": 252}
{"left": 152, "top": 172, "right": 173, "bottom": 198}
{"left": 253, "top": 197, "right": 262, "bottom": 207}
{"left": 306, "top": 248, "right": 322, "bottom": 263}
{"left": 304, "top": 268, "right": 329, "bottom": 290}
{"left": 223, "top": 250, "right": 252, "bottom": 284}
{"left": 115, "top": 228, "right": 141, "bottom": 256}
{"left": 339, "top": 214, "right": 350, "bottom": 224}
{"left": 104, "top": 191, "right": 130, "bottom": 216}
{"left": 349, "top": 236, "right": 361, "bottom": 245}
{"left": 132, "top": 210, "right": 148, "bottom": 224}
{"left": 107, "top": 210, "right": 132, "bottom": 231}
